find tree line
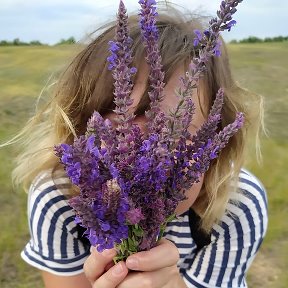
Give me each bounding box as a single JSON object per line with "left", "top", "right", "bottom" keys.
{"left": 1, "top": 35, "right": 287, "bottom": 46}
{"left": 0, "top": 37, "right": 76, "bottom": 46}
{"left": 230, "top": 36, "right": 288, "bottom": 44}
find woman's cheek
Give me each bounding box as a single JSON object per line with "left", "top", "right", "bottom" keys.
{"left": 175, "top": 174, "right": 204, "bottom": 215}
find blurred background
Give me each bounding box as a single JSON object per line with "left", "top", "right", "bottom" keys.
{"left": 0, "top": 0, "right": 287, "bottom": 287}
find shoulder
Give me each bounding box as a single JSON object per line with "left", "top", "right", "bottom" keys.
{"left": 21, "top": 169, "right": 90, "bottom": 276}
{"left": 223, "top": 169, "right": 268, "bottom": 236}
{"left": 181, "top": 169, "right": 268, "bottom": 287}
{"left": 214, "top": 169, "right": 268, "bottom": 244}
{"left": 26, "top": 170, "right": 76, "bottom": 238}
{"left": 235, "top": 168, "right": 267, "bottom": 210}
{"left": 27, "top": 169, "right": 72, "bottom": 221}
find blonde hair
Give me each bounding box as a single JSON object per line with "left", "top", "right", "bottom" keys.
{"left": 8, "top": 7, "right": 264, "bottom": 232}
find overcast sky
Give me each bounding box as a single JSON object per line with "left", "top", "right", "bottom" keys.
{"left": 1, "top": 0, "right": 287, "bottom": 44}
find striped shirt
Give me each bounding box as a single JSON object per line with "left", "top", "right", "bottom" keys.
{"left": 21, "top": 169, "right": 268, "bottom": 287}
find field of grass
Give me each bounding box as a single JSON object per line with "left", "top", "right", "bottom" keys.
{"left": 0, "top": 42, "right": 287, "bottom": 287}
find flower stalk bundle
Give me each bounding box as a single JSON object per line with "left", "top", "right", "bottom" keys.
{"left": 55, "top": 0, "right": 244, "bottom": 262}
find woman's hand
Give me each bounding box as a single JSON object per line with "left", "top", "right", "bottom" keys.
{"left": 83, "top": 246, "right": 128, "bottom": 287}
{"left": 84, "top": 238, "right": 187, "bottom": 288}
{"left": 117, "top": 238, "right": 182, "bottom": 288}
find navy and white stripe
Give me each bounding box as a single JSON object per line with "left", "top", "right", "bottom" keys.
{"left": 21, "top": 170, "right": 90, "bottom": 276}
{"left": 21, "top": 168, "right": 268, "bottom": 286}
{"left": 164, "top": 169, "right": 268, "bottom": 287}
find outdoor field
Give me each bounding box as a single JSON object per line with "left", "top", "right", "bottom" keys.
{"left": 0, "top": 42, "right": 287, "bottom": 287}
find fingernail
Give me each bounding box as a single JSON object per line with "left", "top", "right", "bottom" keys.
{"left": 126, "top": 257, "right": 138, "bottom": 269}
{"left": 102, "top": 249, "right": 115, "bottom": 257}
{"left": 112, "top": 262, "right": 124, "bottom": 276}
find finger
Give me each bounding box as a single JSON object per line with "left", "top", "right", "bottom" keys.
{"left": 84, "top": 247, "right": 117, "bottom": 283}
{"left": 93, "top": 261, "right": 128, "bottom": 288}
{"left": 104, "top": 261, "right": 115, "bottom": 272}
{"left": 125, "top": 238, "right": 179, "bottom": 271}
{"left": 117, "top": 266, "right": 178, "bottom": 288}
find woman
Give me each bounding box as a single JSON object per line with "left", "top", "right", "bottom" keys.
{"left": 14, "top": 3, "right": 267, "bottom": 288}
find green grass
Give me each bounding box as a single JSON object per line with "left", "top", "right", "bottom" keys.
{"left": 229, "top": 42, "right": 288, "bottom": 139}
{"left": 0, "top": 43, "right": 287, "bottom": 287}
{"left": 0, "top": 45, "right": 78, "bottom": 288}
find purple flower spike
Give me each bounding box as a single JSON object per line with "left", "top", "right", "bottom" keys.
{"left": 107, "top": 0, "right": 142, "bottom": 171}
{"left": 108, "top": 0, "right": 137, "bottom": 125}
{"left": 167, "top": 0, "right": 243, "bottom": 149}
{"left": 139, "top": 0, "right": 167, "bottom": 134}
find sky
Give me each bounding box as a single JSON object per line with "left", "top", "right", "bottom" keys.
{"left": 0, "top": 0, "right": 287, "bottom": 44}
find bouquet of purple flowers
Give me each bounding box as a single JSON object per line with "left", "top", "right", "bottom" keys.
{"left": 55, "top": 0, "right": 244, "bottom": 262}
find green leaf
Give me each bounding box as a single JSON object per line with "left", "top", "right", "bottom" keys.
{"left": 133, "top": 229, "right": 143, "bottom": 237}
{"left": 166, "top": 213, "right": 177, "bottom": 223}
{"left": 132, "top": 224, "right": 144, "bottom": 238}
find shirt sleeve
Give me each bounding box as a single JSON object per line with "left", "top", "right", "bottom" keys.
{"left": 181, "top": 170, "right": 268, "bottom": 288}
{"left": 21, "top": 173, "right": 91, "bottom": 276}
